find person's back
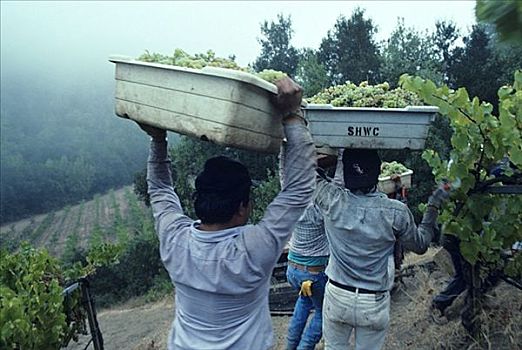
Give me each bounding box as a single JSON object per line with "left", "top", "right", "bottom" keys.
{"left": 318, "top": 188, "right": 423, "bottom": 291}
{"left": 314, "top": 149, "right": 448, "bottom": 350}
{"left": 285, "top": 201, "right": 329, "bottom": 349}
{"left": 166, "top": 224, "right": 280, "bottom": 348}
{"left": 142, "top": 77, "right": 316, "bottom": 349}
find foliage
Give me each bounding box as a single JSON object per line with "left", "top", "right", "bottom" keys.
{"left": 381, "top": 18, "right": 444, "bottom": 88}
{"left": 0, "top": 242, "right": 122, "bottom": 349}
{"left": 133, "top": 168, "right": 150, "bottom": 206}
{"left": 0, "top": 244, "right": 67, "bottom": 349}
{"left": 476, "top": 0, "right": 522, "bottom": 44}
{"left": 251, "top": 171, "right": 281, "bottom": 224}
{"left": 252, "top": 13, "right": 300, "bottom": 76}
{"left": 294, "top": 49, "right": 329, "bottom": 97}
{"left": 318, "top": 8, "right": 381, "bottom": 85}
{"left": 447, "top": 24, "right": 500, "bottom": 108}
{"left": 0, "top": 82, "right": 148, "bottom": 224}
{"left": 88, "top": 230, "right": 167, "bottom": 307}
{"left": 432, "top": 20, "right": 460, "bottom": 82}
{"left": 400, "top": 71, "right": 522, "bottom": 278}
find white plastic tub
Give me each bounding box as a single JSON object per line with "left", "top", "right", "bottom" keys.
{"left": 377, "top": 170, "right": 413, "bottom": 194}
{"left": 110, "top": 56, "right": 438, "bottom": 153}
{"left": 305, "top": 104, "right": 438, "bottom": 150}
{"left": 110, "top": 56, "right": 283, "bottom": 153}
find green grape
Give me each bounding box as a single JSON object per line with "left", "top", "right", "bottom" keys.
{"left": 380, "top": 161, "right": 410, "bottom": 177}
{"left": 137, "top": 49, "right": 286, "bottom": 84}
{"left": 255, "top": 69, "right": 287, "bottom": 84}
{"left": 307, "top": 81, "right": 422, "bottom": 108}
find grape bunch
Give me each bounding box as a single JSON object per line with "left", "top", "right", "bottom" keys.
{"left": 137, "top": 49, "right": 287, "bottom": 83}
{"left": 307, "top": 81, "right": 423, "bottom": 108}
{"left": 380, "top": 161, "right": 410, "bottom": 177}
{"left": 255, "top": 69, "right": 288, "bottom": 84}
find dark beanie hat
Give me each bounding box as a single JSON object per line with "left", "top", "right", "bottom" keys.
{"left": 195, "top": 156, "right": 252, "bottom": 199}
{"left": 342, "top": 149, "right": 381, "bottom": 190}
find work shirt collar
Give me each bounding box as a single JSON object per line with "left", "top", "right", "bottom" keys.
{"left": 190, "top": 221, "right": 242, "bottom": 243}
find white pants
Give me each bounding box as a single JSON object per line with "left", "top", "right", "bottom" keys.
{"left": 323, "top": 281, "right": 390, "bottom": 350}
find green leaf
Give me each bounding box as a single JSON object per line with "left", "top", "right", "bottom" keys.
{"left": 453, "top": 88, "right": 470, "bottom": 107}
{"left": 460, "top": 239, "right": 479, "bottom": 265}
{"left": 498, "top": 85, "right": 513, "bottom": 100}
{"left": 509, "top": 144, "right": 522, "bottom": 167}
{"left": 451, "top": 131, "right": 468, "bottom": 149}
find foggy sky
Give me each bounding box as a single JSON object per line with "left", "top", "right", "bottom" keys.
{"left": 1, "top": 1, "right": 476, "bottom": 90}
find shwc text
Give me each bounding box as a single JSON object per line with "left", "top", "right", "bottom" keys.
{"left": 347, "top": 126, "right": 380, "bottom": 136}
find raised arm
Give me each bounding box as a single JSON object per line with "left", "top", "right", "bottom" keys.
{"left": 246, "top": 78, "right": 316, "bottom": 268}
{"left": 395, "top": 186, "right": 449, "bottom": 254}
{"left": 140, "top": 124, "right": 193, "bottom": 248}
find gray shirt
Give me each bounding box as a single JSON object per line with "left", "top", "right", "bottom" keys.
{"left": 147, "top": 122, "right": 315, "bottom": 350}
{"left": 288, "top": 202, "right": 329, "bottom": 258}
{"left": 314, "top": 179, "right": 435, "bottom": 291}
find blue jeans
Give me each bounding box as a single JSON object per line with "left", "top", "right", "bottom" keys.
{"left": 286, "top": 264, "right": 328, "bottom": 350}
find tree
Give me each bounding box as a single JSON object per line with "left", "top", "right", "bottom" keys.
{"left": 447, "top": 24, "right": 500, "bottom": 107}
{"left": 476, "top": 0, "right": 522, "bottom": 44}
{"left": 381, "top": 18, "right": 443, "bottom": 87}
{"left": 252, "top": 13, "right": 300, "bottom": 76}
{"left": 432, "top": 20, "right": 460, "bottom": 83}
{"left": 318, "top": 9, "right": 381, "bottom": 85}
{"left": 447, "top": 24, "right": 522, "bottom": 112}
{"left": 294, "top": 48, "right": 329, "bottom": 97}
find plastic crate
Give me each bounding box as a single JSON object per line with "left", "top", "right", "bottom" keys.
{"left": 305, "top": 104, "right": 438, "bottom": 150}
{"left": 110, "top": 56, "right": 438, "bottom": 153}
{"left": 110, "top": 56, "right": 283, "bottom": 153}
{"left": 377, "top": 170, "right": 413, "bottom": 194}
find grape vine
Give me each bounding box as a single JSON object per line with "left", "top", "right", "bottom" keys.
{"left": 400, "top": 71, "right": 522, "bottom": 278}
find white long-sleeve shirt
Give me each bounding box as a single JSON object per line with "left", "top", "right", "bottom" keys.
{"left": 146, "top": 122, "right": 315, "bottom": 350}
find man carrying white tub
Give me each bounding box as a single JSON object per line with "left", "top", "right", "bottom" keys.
{"left": 314, "top": 149, "right": 450, "bottom": 350}
{"left": 138, "top": 77, "right": 316, "bottom": 350}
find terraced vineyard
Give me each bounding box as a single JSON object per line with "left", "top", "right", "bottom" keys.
{"left": 0, "top": 186, "right": 151, "bottom": 258}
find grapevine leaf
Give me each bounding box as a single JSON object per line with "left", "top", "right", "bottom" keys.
{"left": 460, "top": 239, "right": 479, "bottom": 265}
{"left": 509, "top": 144, "right": 522, "bottom": 167}
{"left": 498, "top": 85, "right": 513, "bottom": 100}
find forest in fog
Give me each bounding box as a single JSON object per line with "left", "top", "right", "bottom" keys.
{"left": 0, "top": 74, "right": 149, "bottom": 223}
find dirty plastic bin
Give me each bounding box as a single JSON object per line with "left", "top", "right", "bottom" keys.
{"left": 377, "top": 170, "right": 413, "bottom": 194}
{"left": 305, "top": 104, "right": 438, "bottom": 150}
{"left": 109, "top": 56, "right": 283, "bottom": 153}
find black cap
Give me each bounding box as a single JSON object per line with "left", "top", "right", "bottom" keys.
{"left": 342, "top": 149, "right": 381, "bottom": 190}
{"left": 195, "top": 156, "right": 252, "bottom": 199}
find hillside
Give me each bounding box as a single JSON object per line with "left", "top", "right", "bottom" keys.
{"left": 2, "top": 189, "right": 520, "bottom": 349}
{"left": 0, "top": 186, "right": 150, "bottom": 258}
{"left": 65, "top": 248, "right": 521, "bottom": 350}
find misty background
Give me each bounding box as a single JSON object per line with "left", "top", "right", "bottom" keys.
{"left": 0, "top": 1, "right": 478, "bottom": 223}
